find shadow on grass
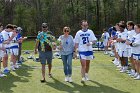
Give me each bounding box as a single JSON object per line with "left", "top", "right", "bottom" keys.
{"left": 14, "top": 64, "right": 33, "bottom": 77}
{"left": 46, "top": 77, "right": 130, "bottom": 93}
{"left": 0, "top": 64, "right": 33, "bottom": 93}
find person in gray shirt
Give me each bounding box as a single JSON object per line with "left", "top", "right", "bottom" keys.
{"left": 58, "top": 26, "right": 74, "bottom": 82}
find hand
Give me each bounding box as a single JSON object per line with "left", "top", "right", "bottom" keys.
{"left": 23, "top": 37, "right": 27, "bottom": 40}
{"left": 126, "top": 40, "right": 131, "bottom": 45}
{"left": 86, "top": 42, "right": 93, "bottom": 46}
{"left": 116, "top": 38, "right": 122, "bottom": 42}
{"left": 59, "top": 45, "right": 63, "bottom": 50}
{"left": 18, "top": 40, "right": 23, "bottom": 43}
{"left": 4, "top": 40, "right": 10, "bottom": 44}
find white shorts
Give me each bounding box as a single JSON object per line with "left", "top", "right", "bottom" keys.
{"left": 10, "top": 48, "right": 19, "bottom": 56}
{"left": 127, "top": 48, "right": 132, "bottom": 57}
{"left": 132, "top": 54, "right": 140, "bottom": 60}
{"left": 103, "top": 41, "right": 108, "bottom": 46}
{"left": 118, "top": 51, "right": 128, "bottom": 57}
{"left": 79, "top": 51, "right": 93, "bottom": 60}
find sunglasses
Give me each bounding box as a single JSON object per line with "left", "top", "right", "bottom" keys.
{"left": 42, "top": 26, "right": 48, "bottom": 28}
{"left": 64, "top": 30, "right": 69, "bottom": 32}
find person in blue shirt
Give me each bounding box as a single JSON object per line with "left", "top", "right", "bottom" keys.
{"left": 58, "top": 26, "right": 74, "bottom": 82}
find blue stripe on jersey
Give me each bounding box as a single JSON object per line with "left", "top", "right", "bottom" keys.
{"left": 132, "top": 54, "right": 140, "bottom": 56}
{"left": 10, "top": 45, "right": 18, "bottom": 49}
{"left": 79, "top": 51, "right": 93, "bottom": 56}
{"left": 0, "top": 34, "right": 4, "bottom": 43}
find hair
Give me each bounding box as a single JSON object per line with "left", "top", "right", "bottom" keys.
{"left": 13, "top": 25, "right": 18, "bottom": 28}
{"left": 119, "top": 21, "right": 126, "bottom": 27}
{"left": 6, "top": 24, "right": 14, "bottom": 30}
{"left": 103, "top": 28, "right": 107, "bottom": 32}
{"left": 135, "top": 24, "right": 140, "bottom": 28}
{"left": 119, "top": 24, "right": 125, "bottom": 29}
{"left": 81, "top": 20, "right": 88, "bottom": 25}
{"left": 63, "top": 26, "right": 70, "bottom": 32}
{"left": 127, "top": 21, "right": 134, "bottom": 29}
{"left": 119, "top": 20, "right": 125, "bottom": 25}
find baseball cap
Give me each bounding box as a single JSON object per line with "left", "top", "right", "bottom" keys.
{"left": 17, "top": 27, "right": 22, "bottom": 33}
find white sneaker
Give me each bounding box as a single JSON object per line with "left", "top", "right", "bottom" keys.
{"left": 14, "top": 65, "right": 19, "bottom": 69}
{"left": 0, "top": 74, "right": 7, "bottom": 77}
{"left": 124, "top": 66, "right": 128, "bottom": 71}
{"left": 81, "top": 77, "right": 86, "bottom": 81}
{"left": 128, "top": 72, "right": 135, "bottom": 76}
{"left": 120, "top": 67, "right": 126, "bottom": 73}
{"left": 11, "top": 66, "right": 16, "bottom": 71}
{"left": 117, "top": 64, "right": 122, "bottom": 68}
{"left": 68, "top": 77, "right": 73, "bottom": 82}
{"left": 104, "top": 51, "right": 108, "bottom": 55}
{"left": 65, "top": 76, "right": 69, "bottom": 82}
{"left": 85, "top": 73, "right": 89, "bottom": 81}
{"left": 120, "top": 68, "right": 126, "bottom": 73}
{"left": 113, "top": 58, "right": 117, "bottom": 64}
{"left": 132, "top": 72, "right": 138, "bottom": 78}
{"left": 134, "top": 75, "right": 140, "bottom": 80}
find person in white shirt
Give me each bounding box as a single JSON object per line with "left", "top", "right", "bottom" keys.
{"left": 112, "top": 23, "right": 121, "bottom": 66}
{"left": 126, "top": 21, "right": 136, "bottom": 75}
{"left": 116, "top": 24, "right": 128, "bottom": 73}
{"left": 74, "top": 20, "right": 97, "bottom": 83}
{"left": 0, "top": 23, "right": 6, "bottom": 77}
{"left": 9, "top": 25, "right": 23, "bottom": 71}
{"left": 1, "top": 24, "right": 15, "bottom": 74}
{"left": 101, "top": 28, "right": 110, "bottom": 54}
{"left": 126, "top": 24, "right": 140, "bottom": 80}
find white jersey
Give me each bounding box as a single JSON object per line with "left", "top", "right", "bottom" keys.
{"left": 127, "top": 30, "right": 136, "bottom": 49}
{"left": 75, "top": 29, "right": 97, "bottom": 52}
{"left": 9, "top": 32, "right": 19, "bottom": 47}
{"left": 131, "top": 33, "right": 140, "bottom": 54}
{"left": 114, "top": 31, "right": 120, "bottom": 51}
{"left": 102, "top": 32, "right": 110, "bottom": 42}
{"left": 1, "top": 30, "right": 11, "bottom": 48}
{"left": 118, "top": 31, "right": 128, "bottom": 51}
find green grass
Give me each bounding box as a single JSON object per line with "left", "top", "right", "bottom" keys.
{"left": 0, "top": 52, "right": 140, "bottom": 93}
{"left": 22, "top": 40, "right": 36, "bottom": 50}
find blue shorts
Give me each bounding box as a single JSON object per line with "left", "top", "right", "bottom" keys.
{"left": 39, "top": 51, "right": 53, "bottom": 65}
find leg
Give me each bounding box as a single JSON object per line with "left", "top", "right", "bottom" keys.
{"left": 67, "top": 53, "right": 73, "bottom": 76}
{"left": 61, "top": 55, "right": 68, "bottom": 76}
{"left": 3, "top": 54, "right": 8, "bottom": 68}
{"left": 41, "top": 64, "right": 46, "bottom": 81}
{"left": 18, "top": 44, "right": 22, "bottom": 62}
{"left": 39, "top": 51, "right": 47, "bottom": 82}
{"left": 46, "top": 51, "right": 53, "bottom": 77}
{"left": 85, "top": 60, "right": 90, "bottom": 73}
{"left": 80, "top": 59, "right": 86, "bottom": 78}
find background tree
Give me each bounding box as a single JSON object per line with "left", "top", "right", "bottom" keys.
{"left": 0, "top": 0, "right": 140, "bottom": 36}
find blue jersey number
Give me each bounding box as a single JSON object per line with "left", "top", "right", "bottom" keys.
{"left": 82, "top": 37, "right": 89, "bottom": 44}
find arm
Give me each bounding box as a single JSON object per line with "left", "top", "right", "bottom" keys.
{"left": 34, "top": 39, "right": 39, "bottom": 54}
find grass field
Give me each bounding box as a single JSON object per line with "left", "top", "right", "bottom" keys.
{"left": 0, "top": 51, "right": 140, "bottom": 93}
{"left": 22, "top": 39, "right": 36, "bottom": 50}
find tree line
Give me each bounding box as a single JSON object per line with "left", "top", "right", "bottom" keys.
{"left": 0, "top": 0, "right": 139, "bottom": 37}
